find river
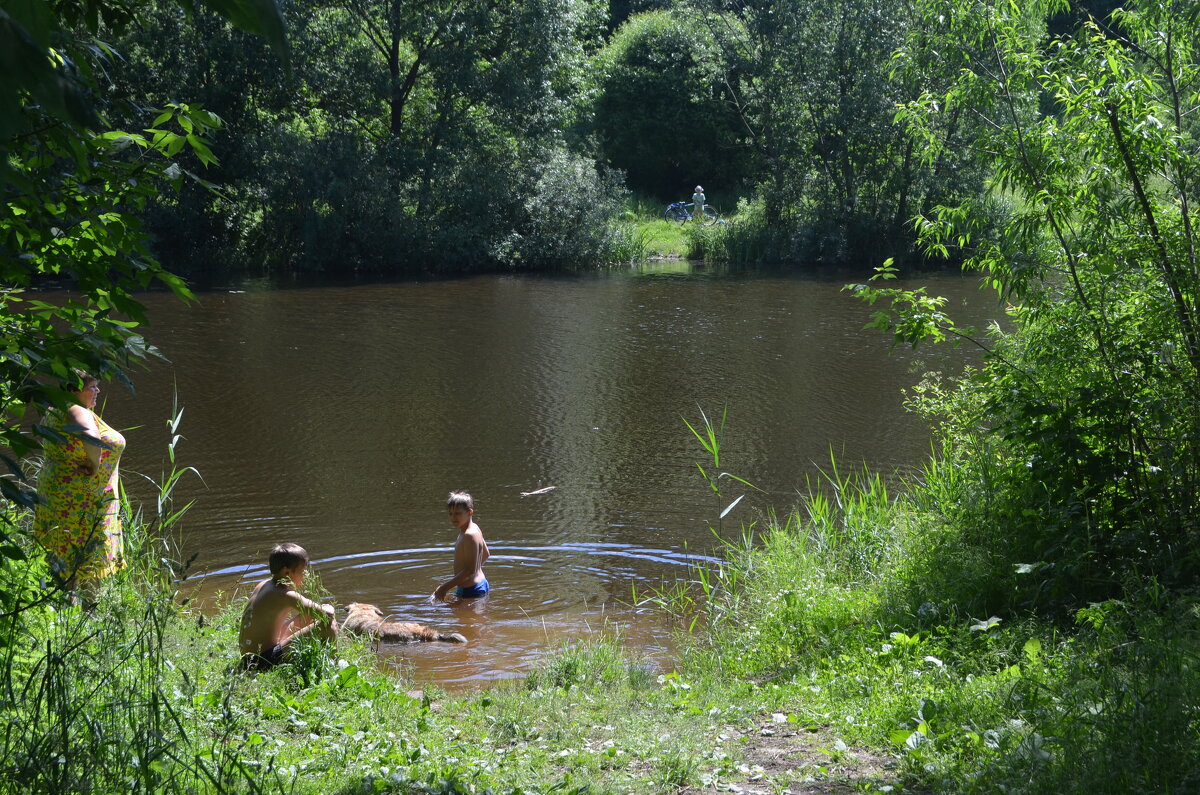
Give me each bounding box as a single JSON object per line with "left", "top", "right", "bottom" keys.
{"left": 100, "top": 263, "right": 999, "bottom": 688}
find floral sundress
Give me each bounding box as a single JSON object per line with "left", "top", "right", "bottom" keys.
{"left": 33, "top": 409, "right": 127, "bottom": 582}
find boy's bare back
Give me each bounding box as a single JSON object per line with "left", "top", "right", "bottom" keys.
{"left": 239, "top": 578, "right": 307, "bottom": 657}
{"left": 453, "top": 522, "right": 488, "bottom": 582}
{"left": 432, "top": 492, "right": 491, "bottom": 602}
{"left": 238, "top": 545, "right": 337, "bottom": 666}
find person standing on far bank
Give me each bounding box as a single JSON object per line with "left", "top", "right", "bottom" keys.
{"left": 691, "top": 185, "right": 706, "bottom": 220}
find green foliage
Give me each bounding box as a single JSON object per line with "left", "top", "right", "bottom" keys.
{"left": 707, "top": 0, "right": 989, "bottom": 266}
{"left": 109, "top": 0, "right": 624, "bottom": 277}
{"left": 0, "top": 0, "right": 283, "bottom": 151}
{"left": 0, "top": 0, "right": 254, "bottom": 523}
{"left": 0, "top": 411, "right": 246, "bottom": 794}
{"left": 680, "top": 216, "right": 729, "bottom": 261}
{"left": 592, "top": 9, "right": 750, "bottom": 197}
{"left": 516, "top": 146, "right": 637, "bottom": 267}
{"left": 681, "top": 404, "right": 760, "bottom": 527}
{"left": 848, "top": 0, "right": 1200, "bottom": 611}
{"left": 691, "top": 195, "right": 781, "bottom": 265}
{"left": 524, "top": 634, "right": 652, "bottom": 691}
{"left": 669, "top": 444, "right": 1200, "bottom": 791}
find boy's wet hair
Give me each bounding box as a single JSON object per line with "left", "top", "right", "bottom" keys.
{"left": 447, "top": 491, "right": 474, "bottom": 511}
{"left": 268, "top": 542, "right": 309, "bottom": 577}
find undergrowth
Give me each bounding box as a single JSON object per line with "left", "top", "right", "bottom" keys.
{"left": 659, "top": 445, "right": 1200, "bottom": 793}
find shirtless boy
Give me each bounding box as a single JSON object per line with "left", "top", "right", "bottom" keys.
{"left": 239, "top": 542, "right": 338, "bottom": 669}
{"left": 431, "top": 491, "right": 491, "bottom": 602}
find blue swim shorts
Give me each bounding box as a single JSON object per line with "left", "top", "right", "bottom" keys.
{"left": 456, "top": 578, "right": 490, "bottom": 598}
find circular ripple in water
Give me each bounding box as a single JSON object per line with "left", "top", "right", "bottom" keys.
{"left": 184, "top": 541, "right": 715, "bottom": 689}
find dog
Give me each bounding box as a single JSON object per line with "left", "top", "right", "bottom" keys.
{"left": 342, "top": 602, "right": 467, "bottom": 644}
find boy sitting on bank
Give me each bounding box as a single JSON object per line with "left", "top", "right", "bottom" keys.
{"left": 239, "top": 542, "right": 339, "bottom": 669}
{"left": 431, "top": 490, "right": 491, "bottom": 602}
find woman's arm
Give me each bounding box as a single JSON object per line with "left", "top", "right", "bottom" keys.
{"left": 65, "top": 405, "right": 103, "bottom": 473}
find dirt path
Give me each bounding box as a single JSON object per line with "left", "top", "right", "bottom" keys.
{"left": 685, "top": 714, "right": 906, "bottom": 794}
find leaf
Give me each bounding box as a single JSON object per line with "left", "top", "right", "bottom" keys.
{"left": 719, "top": 494, "right": 744, "bottom": 519}
{"left": 335, "top": 664, "right": 360, "bottom": 688}
{"left": 187, "top": 135, "right": 219, "bottom": 167}
{"left": 0, "top": 452, "right": 28, "bottom": 481}
{"left": 0, "top": 544, "right": 27, "bottom": 561}
{"left": 969, "top": 616, "right": 1002, "bottom": 632}
{"left": 716, "top": 471, "right": 762, "bottom": 491}
{"left": 197, "top": 0, "right": 288, "bottom": 52}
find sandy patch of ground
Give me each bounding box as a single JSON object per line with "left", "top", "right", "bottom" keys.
{"left": 686, "top": 713, "right": 906, "bottom": 794}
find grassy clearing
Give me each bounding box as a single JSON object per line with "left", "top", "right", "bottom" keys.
{"left": 621, "top": 196, "right": 730, "bottom": 260}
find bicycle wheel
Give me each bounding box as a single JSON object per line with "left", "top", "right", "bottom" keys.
{"left": 700, "top": 204, "right": 720, "bottom": 225}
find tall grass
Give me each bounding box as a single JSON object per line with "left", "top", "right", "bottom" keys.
{"left": 665, "top": 417, "right": 1200, "bottom": 792}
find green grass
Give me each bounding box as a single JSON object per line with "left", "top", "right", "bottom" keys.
{"left": 637, "top": 218, "right": 692, "bottom": 259}
{"left": 663, "top": 451, "right": 1200, "bottom": 793}
{"left": 621, "top": 195, "right": 730, "bottom": 260}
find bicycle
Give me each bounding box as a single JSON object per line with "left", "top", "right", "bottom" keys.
{"left": 664, "top": 201, "right": 721, "bottom": 225}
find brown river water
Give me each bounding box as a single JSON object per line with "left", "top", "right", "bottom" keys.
{"left": 97, "top": 263, "right": 999, "bottom": 689}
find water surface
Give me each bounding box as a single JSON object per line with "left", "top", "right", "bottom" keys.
{"left": 103, "top": 264, "right": 999, "bottom": 687}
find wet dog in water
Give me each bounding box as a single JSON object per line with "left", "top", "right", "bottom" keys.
{"left": 342, "top": 602, "right": 467, "bottom": 644}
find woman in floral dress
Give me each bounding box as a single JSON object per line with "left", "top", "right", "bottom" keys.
{"left": 34, "top": 372, "right": 127, "bottom": 584}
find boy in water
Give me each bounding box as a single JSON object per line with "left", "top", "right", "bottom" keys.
{"left": 431, "top": 491, "right": 491, "bottom": 602}
{"left": 239, "top": 542, "right": 339, "bottom": 669}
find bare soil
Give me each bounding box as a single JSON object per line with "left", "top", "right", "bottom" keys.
{"left": 684, "top": 713, "right": 908, "bottom": 794}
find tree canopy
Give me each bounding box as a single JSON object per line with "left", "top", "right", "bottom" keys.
{"left": 0, "top": 0, "right": 287, "bottom": 515}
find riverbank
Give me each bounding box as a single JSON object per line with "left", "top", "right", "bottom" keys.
{"left": 0, "top": 544, "right": 902, "bottom": 793}
{"left": 3, "top": 453, "right": 1196, "bottom": 793}
{"left": 626, "top": 196, "right": 732, "bottom": 261}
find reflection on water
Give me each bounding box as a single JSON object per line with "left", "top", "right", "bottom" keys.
{"left": 102, "top": 264, "right": 1000, "bottom": 688}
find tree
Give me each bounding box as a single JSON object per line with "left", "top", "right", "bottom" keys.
{"left": 592, "top": 9, "right": 750, "bottom": 198}
{"left": 856, "top": 0, "right": 1200, "bottom": 609}
{"left": 709, "top": 0, "right": 988, "bottom": 265}
{"left": 0, "top": 0, "right": 283, "bottom": 523}
{"left": 107, "top": 0, "right": 620, "bottom": 275}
